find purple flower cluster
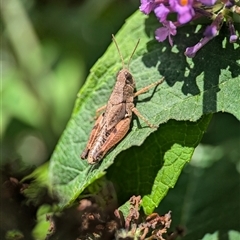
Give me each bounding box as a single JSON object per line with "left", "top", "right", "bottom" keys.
{"left": 139, "top": 0, "right": 239, "bottom": 57}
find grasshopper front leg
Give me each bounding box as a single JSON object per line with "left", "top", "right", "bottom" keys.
{"left": 134, "top": 78, "right": 164, "bottom": 98}
{"left": 132, "top": 78, "right": 165, "bottom": 128}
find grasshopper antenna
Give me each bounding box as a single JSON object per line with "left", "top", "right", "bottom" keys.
{"left": 112, "top": 34, "right": 140, "bottom": 69}
{"left": 112, "top": 34, "right": 125, "bottom": 68}
{"left": 127, "top": 39, "right": 140, "bottom": 69}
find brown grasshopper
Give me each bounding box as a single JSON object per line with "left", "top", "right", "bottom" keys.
{"left": 81, "top": 35, "right": 164, "bottom": 164}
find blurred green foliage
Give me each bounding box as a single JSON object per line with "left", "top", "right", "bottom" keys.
{"left": 1, "top": 0, "right": 139, "bottom": 170}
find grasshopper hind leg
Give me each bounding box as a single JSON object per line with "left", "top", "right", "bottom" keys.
{"left": 81, "top": 113, "right": 104, "bottom": 160}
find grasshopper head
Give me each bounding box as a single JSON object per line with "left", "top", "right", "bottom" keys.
{"left": 117, "top": 68, "right": 135, "bottom": 89}
{"left": 115, "top": 68, "right": 135, "bottom": 101}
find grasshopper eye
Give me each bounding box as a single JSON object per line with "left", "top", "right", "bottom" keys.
{"left": 124, "top": 71, "right": 133, "bottom": 84}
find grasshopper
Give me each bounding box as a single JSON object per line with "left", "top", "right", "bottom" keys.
{"left": 81, "top": 35, "right": 164, "bottom": 164}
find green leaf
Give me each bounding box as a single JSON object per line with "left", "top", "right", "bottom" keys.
{"left": 118, "top": 199, "right": 132, "bottom": 222}
{"left": 49, "top": 11, "right": 240, "bottom": 208}
{"left": 156, "top": 125, "right": 240, "bottom": 239}
{"left": 32, "top": 204, "right": 52, "bottom": 240}
{"left": 201, "top": 232, "right": 219, "bottom": 240}
{"left": 108, "top": 115, "right": 212, "bottom": 214}
{"left": 21, "top": 162, "right": 49, "bottom": 206}
{"left": 228, "top": 230, "right": 240, "bottom": 240}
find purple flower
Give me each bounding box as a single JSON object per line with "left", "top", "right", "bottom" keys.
{"left": 185, "top": 37, "right": 210, "bottom": 58}
{"left": 228, "top": 20, "right": 238, "bottom": 43}
{"left": 155, "top": 21, "right": 177, "bottom": 46}
{"left": 139, "top": 0, "right": 156, "bottom": 14}
{"left": 204, "top": 25, "right": 218, "bottom": 37}
{"left": 139, "top": 0, "right": 239, "bottom": 57}
{"left": 230, "top": 34, "right": 238, "bottom": 43}
{"left": 199, "top": 0, "right": 217, "bottom": 6}
{"left": 154, "top": 4, "right": 170, "bottom": 22}
{"left": 225, "top": 0, "right": 235, "bottom": 8}
{"left": 185, "top": 14, "right": 224, "bottom": 57}
{"left": 204, "top": 13, "right": 223, "bottom": 37}
{"left": 169, "top": 0, "right": 195, "bottom": 24}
